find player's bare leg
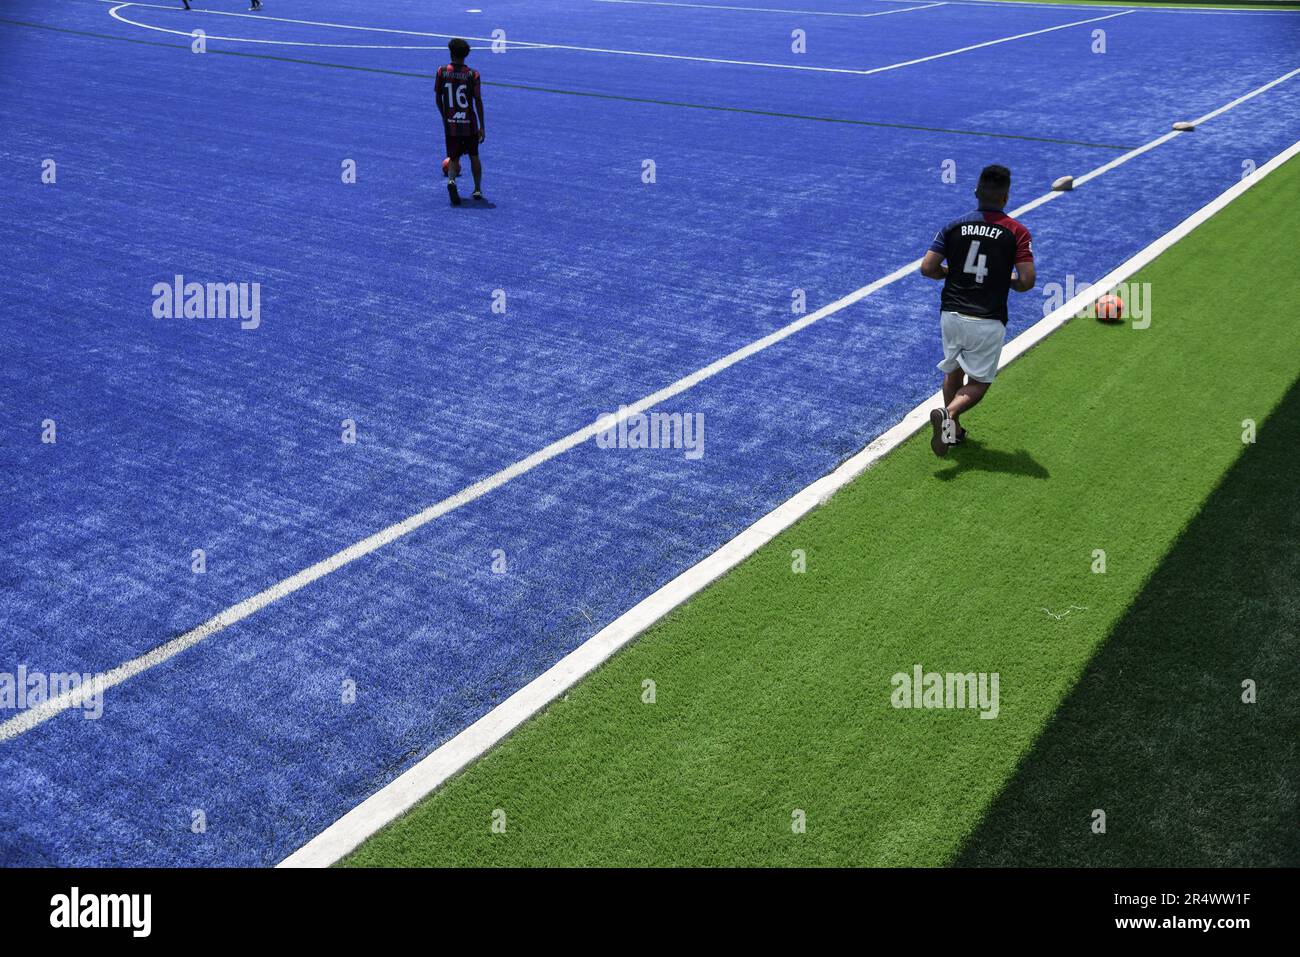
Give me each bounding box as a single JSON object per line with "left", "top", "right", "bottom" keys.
{"left": 942, "top": 368, "right": 964, "bottom": 409}
{"left": 942, "top": 368, "right": 970, "bottom": 443}
{"left": 470, "top": 156, "right": 483, "bottom": 200}
{"left": 931, "top": 371, "right": 987, "bottom": 457}
{"left": 447, "top": 157, "right": 462, "bottom": 206}
{"left": 947, "top": 380, "right": 990, "bottom": 428}
{"left": 929, "top": 407, "right": 953, "bottom": 457}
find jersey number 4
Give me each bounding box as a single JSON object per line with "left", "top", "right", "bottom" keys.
{"left": 963, "top": 241, "right": 989, "bottom": 284}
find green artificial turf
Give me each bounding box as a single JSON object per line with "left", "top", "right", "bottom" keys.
{"left": 957, "top": 372, "right": 1300, "bottom": 866}
{"left": 345, "top": 156, "right": 1300, "bottom": 867}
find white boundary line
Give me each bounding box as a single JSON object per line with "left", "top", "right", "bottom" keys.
{"left": 106, "top": 4, "right": 488, "bottom": 50}
{"left": 279, "top": 156, "right": 1300, "bottom": 867}
{"left": 3, "top": 64, "right": 1296, "bottom": 744}
{"left": 99, "top": 0, "right": 1131, "bottom": 74}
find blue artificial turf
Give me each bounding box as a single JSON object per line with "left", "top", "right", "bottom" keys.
{"left": 1, "top": 0, "right": 1298, "bottom": 864}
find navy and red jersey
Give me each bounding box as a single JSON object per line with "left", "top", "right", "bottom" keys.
{"left": 435, "top": 62, "right": 481, "bottom": 138}
{"left": 928, "top": 208, "right": 1033, "bottom": 324}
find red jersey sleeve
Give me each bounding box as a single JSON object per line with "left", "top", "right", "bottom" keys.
{"left": 1013, "top": 222, "right": 1034, "bottom": 264}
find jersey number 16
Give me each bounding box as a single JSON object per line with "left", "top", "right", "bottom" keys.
{"left": 442, "top": 84, "right": 470, "bottom": 110}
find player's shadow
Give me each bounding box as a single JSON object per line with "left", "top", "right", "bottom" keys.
{"left": 933, "top": 438, "right": 1049, "bottom": 481}
{"left": 454, "top": 198, "right": 498, "bottom": 210}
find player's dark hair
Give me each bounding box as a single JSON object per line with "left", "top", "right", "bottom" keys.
{"left": 449, "top": 37, "right": 471, "bottom": 60}
{"left": 976, "top": 165, "right": 1011, "bottom": 205}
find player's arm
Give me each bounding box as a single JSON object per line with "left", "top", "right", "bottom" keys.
{"left": 474, "top": 76, "right": 485, "bottom": 142}
{"left": 1010, "top": 225, "right": 1035, "bottom": 292}
{"left": 434, "top": 70, "right": 449, "bottom": 121}
{"left": 919, "top": 249, "right": 947, "bottom": 280}
{"left": 1011, "top": 260, "right": 1036, "bottom": 292}
{"left": 920, "top": 227, "right": 948, "bottom": 279}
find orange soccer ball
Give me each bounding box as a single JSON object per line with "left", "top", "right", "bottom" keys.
{"left": 1095, "top": 294, "right": 1124, "bottom": 323}
{"left": 441, "top": 157, "right": 452, "bottom": 176}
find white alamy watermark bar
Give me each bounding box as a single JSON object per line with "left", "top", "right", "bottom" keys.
{"left": 890, "top": 664, "right": 1000, "bottom": 719}
{"left": 594, "top": 406, "right": 705, "bottom": 460}
{"left": 152, "top": 275, "right": 261, "bottom": 330}
{"left": 0, "top": 666, "right": 104, "bottom": 720}
{"left": 49, "top": 887, "right": 151, "bottom": 938}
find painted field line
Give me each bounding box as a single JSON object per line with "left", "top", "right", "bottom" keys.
{"left": 588, "top": 0, "right": 948, "bottom": 17}
{"left": 3, "top": 63, "right": 1295, "bottom": 744}
{"left": 107, "top": 4, "right": 485, "bottom": 50}
{"left": 98, "top": 0, "right": 1131, "bottom": 75}
{"left": 1008, "top": 64, "right": 1300, "bottom": 222}
{"left": 0, "top": 14, "right": 1137, "bottom": 149}
{"left": 279, "top": 161, "right": 1300, "bottom": 866}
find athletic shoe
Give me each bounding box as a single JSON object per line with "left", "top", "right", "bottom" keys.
{"left": 929, "top": 408, "right": 951, "bottom": 458}
{"left": 447, "top": 181, "right": 461, "bottom": 206}
{"left": 954, "top": 427, "right": 968, "bottom": 445}
{"left": 472, "top": 189, "right": 484, "bottom": 201}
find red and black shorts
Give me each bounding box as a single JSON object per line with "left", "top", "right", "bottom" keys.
{"left": 444, "top": 131, "right": 479, "bottom": 160}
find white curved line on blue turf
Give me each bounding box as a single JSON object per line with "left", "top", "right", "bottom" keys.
{"left": 106, "top": 1, "right": 557, "bottom": 50}
{"left": 4, "top": 62, "right": 1297, "bottom": 752}
{"left": 589, "top": 0, "right": 948, "bottom": 17}
{"left": 107, "top": 4, "right": 496, "bottom": 50}
{"left": 100, "top": 0, "right": 1135, "bottom": 76}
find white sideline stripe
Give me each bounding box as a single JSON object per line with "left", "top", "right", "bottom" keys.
{"left": 0, "top": 263, "right": 913, "bottom": 749}
{"left": 1183, "top": 65, "right": 1300, "bottom": 126}
{"left": 2, "top": 63, "right": 1296, "bottom": 746}
{"left": 1004, "top": 64, "right": 1300, "bottom": 222}
{"left": 589, "top": 0, "right": 948, "bottom": 17}
{"left": 279, "top": 148, "right": 1300, "bottom": 866}
{"left": 97, "top": 0, "right": 1132, "bottom": 75}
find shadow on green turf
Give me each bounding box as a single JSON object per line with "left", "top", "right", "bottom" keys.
{"left": 954, "top": 375, "right": 1300, "bottom": 867}
{"left": 934, "top": 439, "right": 1050, "bottom": 481}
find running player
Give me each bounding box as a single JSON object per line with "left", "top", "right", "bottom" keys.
{"left": 435, "top": 38, "right": 486, "bottom": 206}
{"left": 919, "top": 164, "right": 1036, "bottom": 457}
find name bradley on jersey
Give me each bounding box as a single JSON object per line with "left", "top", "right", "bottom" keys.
{"left": 960, "top": 223, "right": 1004, "bottom": 240}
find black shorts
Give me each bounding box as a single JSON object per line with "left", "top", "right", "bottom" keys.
{"left": 444, "top": 131, "right": 479, "bottom": 160}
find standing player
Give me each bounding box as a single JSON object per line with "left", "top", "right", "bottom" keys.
{"left": 435, "top": 38, "right": 486, "bottom": 206}
{"left": 919, "top": 164, "right": 1035, "bottom": 457}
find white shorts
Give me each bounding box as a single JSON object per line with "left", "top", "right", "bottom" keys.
{"left": 937, "top": 310, "right": 1006, "bottom": 383}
